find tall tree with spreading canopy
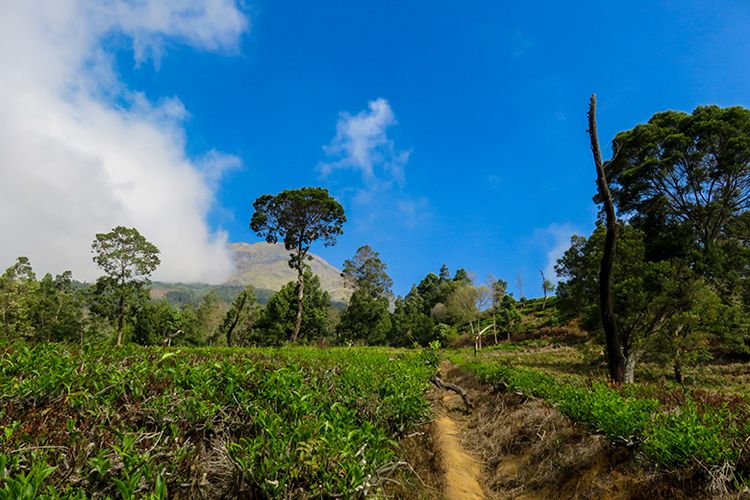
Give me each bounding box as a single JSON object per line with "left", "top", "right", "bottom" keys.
{"left": 91, "top": 226, "right": 160, "bottom": 346}
{"left": 250, "top": 187, "right": 346, "bottom": 342}
{"left": 606, "top": 105, "right": 750, "bottom": 298}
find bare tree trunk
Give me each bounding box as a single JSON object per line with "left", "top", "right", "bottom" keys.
{"left": 292, "top": 265, "right": 305, "bottom": 343}
{"left": 471, "top": 321, "right": 480, "bottom": 352}
{"left": 225, "top": 293, "right": 247, "bottom": 347}
{"left": 492, "top": 314, "right": 498, "bottom": 345}
{"left": 624, "top": 349, "right": 642, "bottom": 384}
{"left": 116, "top": 295, "right": 125, "bottom": 347}
{"left": 588, "top": 94, "right": 626, "bottom": 384}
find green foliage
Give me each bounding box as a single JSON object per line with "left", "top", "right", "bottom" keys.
{"left": 495, "top": 295, "right": 522, "bottom": 340}
{"left": 338, "top": 245, "right": 394, "bottom": 345}
{"left": 456, "top": 356, "right": 743, "bottom": 471}
{"left": 91, "top": 226, "right": 161, "bottom": 284}
{"left": 183, "top": 291, "right": 228, "bottom": 345}
{"left": 607, "top": 106, "right": 750, "bottom": 267}
{"left": 91, "top": 226, "right": 161, "bottom": 345}
{"left": 337, "top": 288, "right": 391, "bottom": 345}
{"left": 250, "top": 187, "right": 345, "bottom": 342}
{"left": 341, "top": 245, "right": 393, "bottom": 298}
{"left": 389, "top": 288, "right": 434, "bottom": 346}
{"left": 218, "top": 285, "right": 260, "bottom": 346}
{"left": 250, "top": 187, "right": 345, "bottom": 277}
{"left": 596, "top": 105, "right": 750, "bottom": 361}
{"left": 133, "top": 299, "right": 185, "bottom": 346}
{"left": 556, "top": 223, "right": 727, "bottom": 379}
{"left": 0, "top": 257, "right": 37, "bottom": 339}
{"left": 445, "top": 284, "right": 480, "bottom": 326}
{"left": 0, "top": 259, "right": 87, "bottom": 344}
{"left": 642, "top": 401, "right": 737, "bottom": 467}
{"left": 256, "top": 271, "right": 331, "bottom": 345}
{"left": 0, "top": 343, "right": 433, "bottom": 498}
{"left": 491, "top": 278, "right": 508, "bottom": 308}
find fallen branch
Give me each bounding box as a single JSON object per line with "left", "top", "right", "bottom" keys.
{"left": 432, "top": 377, "right": 473, "bottom": 411}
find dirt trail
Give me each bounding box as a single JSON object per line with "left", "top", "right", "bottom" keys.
{"left": 432, "top": 362, "right": 485, "bottom": 500}
{"left": 429, "top": 360, "right": 716, "bottom": 500}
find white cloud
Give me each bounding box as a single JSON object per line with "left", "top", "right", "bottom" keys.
{"left": 319, "top": 98, "right": 410, "bottom": 187}
{"left": 532, "top": 223, "right": 583, "bottom": 284}
{"left": 0, "top": 1, "right": 248, "bottom": 283}
{"left": 319, "top": 98, "right": 431, "bottom": 232}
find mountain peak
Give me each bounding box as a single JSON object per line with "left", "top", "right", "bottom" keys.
{"left": 227, "top": 242, "right": 349, "bottom": 303}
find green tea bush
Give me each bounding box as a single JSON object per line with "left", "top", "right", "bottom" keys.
{"left": 0, "top": 343, "right": 433, "bottom": 498}
{"left": 455, "top": 356, "right": 744, "bottom": 472}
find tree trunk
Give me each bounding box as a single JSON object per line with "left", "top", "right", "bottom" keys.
{"left": 116, "top": 294, "right": 125, "bottom": 347}
{"left": 588, "top": 94, "right": 626, "bottom": 384}
{"left": 624, "top": 349, "right": 642, "bottom": 384}
{"left": 292, "top": 265, "right": 305, "bottom": 342}
{"left": 674, "top": 361, "right": 683, "bottom": 384}
{"left": 225, "top": 292, "right": 247, "bottom": 347}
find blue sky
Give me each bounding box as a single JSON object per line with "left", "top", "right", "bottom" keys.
{"left": 3, "top": 1, "right": 750, "bottom": 297}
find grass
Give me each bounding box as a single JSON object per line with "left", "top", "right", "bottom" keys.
{"left": 0, "top": 343, "right": 435, "bottom": 498}
{"left": 450, "top": 348, "right": 750, "bottom": 483}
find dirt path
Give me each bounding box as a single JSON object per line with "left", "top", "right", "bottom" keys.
{"left": 429, "top": 360, "right": 711, "bottom": 500}
{"left": 432, "top": 362, "right": 485, "bottom": 500}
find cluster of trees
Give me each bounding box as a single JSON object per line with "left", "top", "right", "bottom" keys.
{"left": 1, "top": 223, "right": 522, "bottom": 349}
{"left": 557, "top": 102, "right": 750, "bottom": 383}
{"left": 0, "top": 227, "right": 231, "bottom": 347}
{"left": 212, "top": 246, "right": 523, "bottom": 348}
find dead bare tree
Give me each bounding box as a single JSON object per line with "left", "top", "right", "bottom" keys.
{"left": 588, "top": 94, "right": 626, "bottom": 383}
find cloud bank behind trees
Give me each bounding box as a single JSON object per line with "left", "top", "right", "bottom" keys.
{"left": 0, "top": 1, "right": 248, "bottom": 283}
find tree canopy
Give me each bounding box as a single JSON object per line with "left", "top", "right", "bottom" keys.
{"left": 91, "top": 226, "right": 160, "bottom": 346}
{"left": 250, "top": 187, "right": 345, "bottom": 342}
{"left": 341, "top": 245, "right": 393, "bottom": 298}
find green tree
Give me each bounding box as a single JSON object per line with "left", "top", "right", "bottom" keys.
{"left": 250, "top": 187, "right": 346, "bottom": 342}
{"left": 257, "top": 270, "right": 331, "bottom": 345}
{"left": 496, "top": 295, "right": 522, "bottom": 341}
{"left": 0, "top": 257, "right": 37, "bottom": 339}
{"left": 337, "top": 289, "right": 391, "bottom": 345}
{"left": 608, "top": 106, "right": 750, "bottom": 263}
{"left": 445, "top": 284, "right": 480, "bottom": 330}
{"left": 133, "top": 299, "right": 184, "bottom": 346}
{"left": 389, "top": 286, "right": 434, "bottom": 346}
{"left": 454, "top": 268, "right": 471, "bottom": 284}
{"left": 32, "top": 271, "right": 85, "bottom": 343}
{"left": 556, "top": 223, "right": 716, "bottom": 382}
{"left": 606, "top": 105, "right": 750, "bottom": 310}
{"left": 491, "top": 278, "right": 508, "bottom": 310}
{"left": 439, "top": 264, "right": 451, "bottom": 282}
{"left": 338, "top": 245, "right": 393, "bottom": 344}
{"left": 341, "top": 245, "right": 393, "bottom": 297}
{"left": 219, "top": 285, "right": 260, "bottom": 346}
{"left": 187, "top": 291, "right": 228, "bottom": 345}
{"left": 416, "top": 272, "right": 442, "bottom": 315}
{"left": 540, "top": 270, "right": 554, "bottom": 310}
{"left": 91, "top": 226, "right": 161, "bottom": 346}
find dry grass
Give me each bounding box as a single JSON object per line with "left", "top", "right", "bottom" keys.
{"left": 431, "top": 363, "right": 734, "bottom": 500}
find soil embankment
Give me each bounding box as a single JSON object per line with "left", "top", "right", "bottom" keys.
{"left": 427, "top": 361, "right": 720, "bottom": 500}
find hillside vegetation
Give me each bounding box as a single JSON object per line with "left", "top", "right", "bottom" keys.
{"left": 0, "top": 344, "right": 434, "bottom": 498}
